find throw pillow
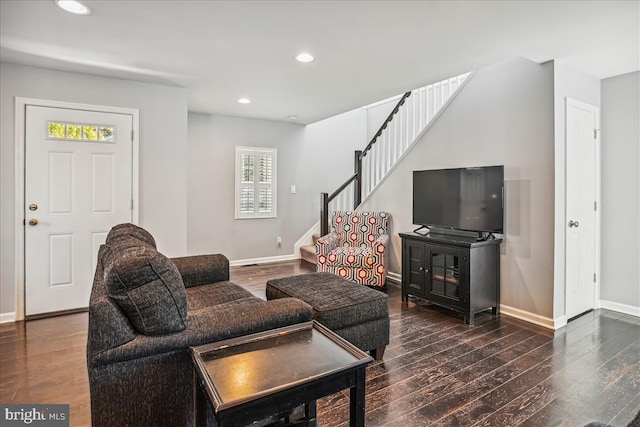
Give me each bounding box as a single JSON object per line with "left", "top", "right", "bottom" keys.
{"left": 106, "top": 223, "right": 156, "bottom": 248}
{"left": 103, "top": 240, "right": 187, "bottom": 335}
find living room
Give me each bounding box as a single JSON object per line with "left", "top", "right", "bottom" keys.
{"left": 1, "top": 1, "right": 639, "bottom": 426}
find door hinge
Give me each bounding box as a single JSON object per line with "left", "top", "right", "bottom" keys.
{"left": 593, "top": 273, "right": 597, "bottom": 283}
{"left": 594, "top": 201, "right": 597, "bottom": 211}
{"left": 131, "top": 199, "right": 134, "bottom": 210}
{"left": 594, "top": 129, "right": 600, "bottom": 139}
{"left": 131, "top": 130, "right": 134, "bottom": 142}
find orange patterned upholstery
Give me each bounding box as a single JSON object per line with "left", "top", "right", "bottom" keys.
{"left": 316, "top": 211, "right": 389, "bottom": 287}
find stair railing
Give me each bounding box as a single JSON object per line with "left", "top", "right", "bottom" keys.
{"left": 320, "top": 92, "right": 411, "bottom": 236}
{"left": 320, "top": 72, "right": 472, "bottom": 236}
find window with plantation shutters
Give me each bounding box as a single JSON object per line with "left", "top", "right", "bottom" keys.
{"left": 235, "top": 147, "right": 277, "bottom": 219}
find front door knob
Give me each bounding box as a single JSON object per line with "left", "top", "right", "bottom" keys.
{"left": 28, "top": 218, "right": 38, "bottom": 226}
{"left": 568, "top": 220, "right": 580, "bottom": 228}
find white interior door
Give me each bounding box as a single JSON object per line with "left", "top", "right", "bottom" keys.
{"left": 565, "top": 98, "right": 598, "bottom": 319}
{"left": 25, "top": 106, "right": 133, "bottom": 316}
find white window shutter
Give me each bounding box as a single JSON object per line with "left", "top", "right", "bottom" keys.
{"left": 235, "top": 147, "right": 277, "bottom": 219}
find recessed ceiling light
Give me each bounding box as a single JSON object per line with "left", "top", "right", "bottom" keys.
{"left": 287, "top": 115, "right": 298, "bottom": 120}
{"left": 55, "top": 0, "right": 91, "bottom": 15}
{"left": 238, "top": 98, "right": 251, "bottom": 104}
{"left": 295, "top": 53, "right": 314, "bottom": 63}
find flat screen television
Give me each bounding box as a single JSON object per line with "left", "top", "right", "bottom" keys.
{"left": 413, "top": 166, "right": 504, "bottom": 234}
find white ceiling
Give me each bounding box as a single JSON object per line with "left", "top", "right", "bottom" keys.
{"left": 1, "top": 0, "right": 638, "bottom": 124}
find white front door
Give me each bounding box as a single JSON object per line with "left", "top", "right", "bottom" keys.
{"left": 25, "top": 106, "right": 133, "bottom": 316}
{"left": 565, "top": 98, "right": 598, "bottom": 319}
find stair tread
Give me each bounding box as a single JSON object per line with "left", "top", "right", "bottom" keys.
{"left": 300, "top": 244, "right": 317, "bottom": 265}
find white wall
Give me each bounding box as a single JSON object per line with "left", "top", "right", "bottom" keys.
{"left": 187, "top": 109, "right": 367, "bottom": 261}
{"left": 358, "top": 57, "right": 556, "bottom": 319}
{"left": 0, "top": 62, "right": 189, "bottom": 317}
{"left": 365, "top": 97, "right": 399, "bottom": 142}
{"left": 600, "top": 71, "right": 640, "bottom": 313}
{"left": 552, "top": 61, "right": 601, "bottom": 321}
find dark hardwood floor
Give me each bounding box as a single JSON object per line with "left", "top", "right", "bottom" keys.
{"left": 1, "top": 260, "right": 639, "bottom": 426}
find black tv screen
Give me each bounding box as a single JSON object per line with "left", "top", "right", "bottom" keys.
{"left": 413, "top": 166, "right": 504, "bottom": 233}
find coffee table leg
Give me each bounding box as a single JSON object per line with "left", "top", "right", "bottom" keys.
{"left": 304, "top": 400, "right": 317, "bottom": 420}
{"left": 194, "top": 372, "right": 207, "bottom": 427}
{"left": 349, "top": 368, "right": 366, "bottom": 427}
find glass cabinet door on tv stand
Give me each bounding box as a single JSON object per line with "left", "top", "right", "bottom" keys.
{"left": 400, "top": 232, "right": 501, "bottom": 325}
{"left": 429, "top": 249, "right": 465, "bottom": 303}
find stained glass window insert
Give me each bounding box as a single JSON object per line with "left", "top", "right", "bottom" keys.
{"left": 83, "top": 126, "right": 98, "bottom": 140}
{"left": 47, "top": 122, "right": 115, "bottom": 142}
{"left": 98, "top": 127, "right": 114, "bottom": 142}
{"left": 49, "top": 122, "right": 65, "bottom": 138}
{"left": 66, "top": 124, "right": 82, "bottom": 139}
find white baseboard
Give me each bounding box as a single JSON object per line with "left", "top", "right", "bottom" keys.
{"left": 553, "top": 315, "right": 567, "bottom": 329}
{"left": 0, "top": 312, "right": 16, "bottom": 324}
{"left": 386, "top": 272, "right": 401, "bottom": 285}
{"left": 500, "top": 304, "right": 561, "bottom": 330}
{"left": 229, "top": 253, "right": 299, "bottom": 267}
{"left": 599, "top": 299, "right": 640, "bottom": 317}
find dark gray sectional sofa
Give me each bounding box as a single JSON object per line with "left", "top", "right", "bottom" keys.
{"left": 87, "top": 224, "right": 313, "bottom": 426}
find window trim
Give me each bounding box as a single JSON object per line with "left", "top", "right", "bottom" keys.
{"left": 235, "top": 146, "right": 277, "bottom": 219}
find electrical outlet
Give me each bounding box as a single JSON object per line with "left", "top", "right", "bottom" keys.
{"left": 277, "top": 236, "right": 282, "bottom": 246}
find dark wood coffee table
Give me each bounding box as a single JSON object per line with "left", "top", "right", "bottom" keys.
{"left": 190, "top": 320, "right": 373, "bottom": 427}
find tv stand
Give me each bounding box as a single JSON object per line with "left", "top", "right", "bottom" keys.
{"left": 400, "top": 231, "right": 502, "bottom": 325}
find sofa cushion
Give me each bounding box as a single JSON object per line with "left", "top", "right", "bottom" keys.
{"left": 106, "top": 223, "right": 156, "bottom": 248}
{"left": 103, "top": 239, "right": 187, "bottom": 335}
{"left": 186, "top": 281, "right": 254, "bottom": 311}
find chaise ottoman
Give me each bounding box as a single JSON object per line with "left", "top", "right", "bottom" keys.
{"left": 266, "top": 272, "right": 390, "bottom": 360}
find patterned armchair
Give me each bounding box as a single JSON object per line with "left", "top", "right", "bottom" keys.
{"left": 316, "top": 211, "right": 389, "bottom": 287}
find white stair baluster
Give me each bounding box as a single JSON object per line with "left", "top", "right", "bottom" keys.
{"left": 421, "top": 87, "right": 425, "bottom": 130}
{"left": 404, "top": 101, "right": 410, "bottom": 152}
{"left": 412, "top": 91, "right": 419, "bottom": 143}
{"left": 371, "top": 143, "right": 377, "bottom": 189}
{"left": 362, "top": 152, "right": 368, "bottom": 200}
{"left": 397, "top": 108, "right": 403, "bottom": 157}
{"left": 367, "top": 152, "right": 373, "bottom": 197}
{"left": 390, "top": 116, "right": 396, "bottom": 172}
{"left": 375, "top": 142, "right": 382, "bottom": 188}
{"left": 388, "top": 125, "right": 394, "bottom": 174}
{"left": 428, "top": 84, "right": 433, "bottom": 123}
{"left": 383, "top": 134, "right": 387, "bottom": 183}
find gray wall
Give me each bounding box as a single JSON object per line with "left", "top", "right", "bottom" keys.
{"left": 0, "top": 62, "right": 189, "bottom": 316}
{"left": 600, "top": 71, "right": 640, "bottom": 309}
{"left": 552, "top": 61, "right": 601, "bottom": 320}
{"left": 187, "top": 109, "right": 367, "bottom": 261}
{"left": 359, "top": 57, "right": 556, "bottom": 318}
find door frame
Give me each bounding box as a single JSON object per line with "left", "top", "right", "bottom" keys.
{"left": 14, "top": 97, "right": 140, "bottom": 321}
{"left": 564, "top": 97, "right": 601, "bottom": 319}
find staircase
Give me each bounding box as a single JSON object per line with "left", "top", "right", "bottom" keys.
{"left": 300, "top": 71, "right": 473, "bottom": 264}
{"left": 300, "top": 233, "right": 321, "bottom": 264}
